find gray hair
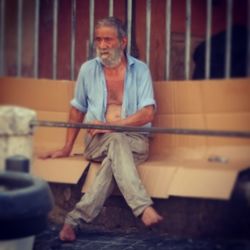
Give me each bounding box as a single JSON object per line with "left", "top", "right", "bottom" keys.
{"left": 95, "top": 17, "right": 127, "bottom": 40}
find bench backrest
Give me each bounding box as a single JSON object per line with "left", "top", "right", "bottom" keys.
{"left": 150, "top": 79, "right": 250, "bottom": 163}
{"left": 0, "top": 77, "right": 249, "bottom": 158}
{"left": 0, "top": 77, "right": 84, "bottom": 154}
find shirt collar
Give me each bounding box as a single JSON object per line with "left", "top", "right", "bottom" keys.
{"left": 126, "top": 54, "right": 135, "bottom": 68}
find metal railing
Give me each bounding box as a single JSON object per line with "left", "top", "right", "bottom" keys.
{"left": 0, "top": 0, "right": 249, "bottom": 80}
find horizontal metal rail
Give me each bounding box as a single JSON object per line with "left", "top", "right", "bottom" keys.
{"left": 31, "top": 120, "right": 250, "bottom": 139}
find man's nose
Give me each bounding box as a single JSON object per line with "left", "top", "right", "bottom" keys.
{"left": 99, "top": 39, "right": 108, "bottom": 49}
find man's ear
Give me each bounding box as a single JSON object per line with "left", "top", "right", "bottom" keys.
{"left": 121, "top": 37, "right": 128, "bottom": 50}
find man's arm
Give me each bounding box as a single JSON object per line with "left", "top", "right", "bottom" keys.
{"left": 40, "top": 106, "right": 85, "bottom": 159}
{"left": 88, "top": 105, "right": 154, "bottom": 136}
{"left": 111, "top": 105, "right": 155, "bottom": 127}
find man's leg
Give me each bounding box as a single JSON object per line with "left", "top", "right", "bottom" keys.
{"left": 60, "top": 133, "right": 162, "bottom": 241}
{"left": 108, "top": 133, "right": 163, "bottom": 226}
{"left": 82, "top": 133, "right": 162, "bottom": 220}
{"left": 65, "top": 157, "right": 115, "bottom": 225}
{"left": 105, "top": 133, "right": 153, "bottom": 215}
{"left": 60, "top": 158, "right": 115, "bottom": 241}
{"left": 60, "top": 134, "right": 118, "bottom": 241}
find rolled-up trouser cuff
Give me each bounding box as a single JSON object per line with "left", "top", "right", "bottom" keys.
{"left": 133, "top": 200, "right": 154, "bottom": 217}
{"left": 64, "top": 215, "right": 79, "bottom": 229}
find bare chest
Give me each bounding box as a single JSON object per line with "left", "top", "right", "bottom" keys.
{"left": 104, "top": 70, "right": 125, "bottom": 105}
{"left": 106, "top": 79, "right": 124, "bottom": 104}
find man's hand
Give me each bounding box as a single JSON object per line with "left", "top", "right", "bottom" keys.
{"left": 88, "top": 120, "right": 111, "bottom": 136}
{"left": 38, "top": 147, "right": 71, "bottom": 159}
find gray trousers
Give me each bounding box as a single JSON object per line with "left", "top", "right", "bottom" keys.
{"left": 65, "top": 132, "right": 153, "bottom": 227}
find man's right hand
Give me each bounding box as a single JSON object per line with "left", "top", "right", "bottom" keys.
{"left": 38, "top": 147, "right": 71, "bottom": 159}
{"left": 38, "top": 107, "right": 83, "bottom": 160}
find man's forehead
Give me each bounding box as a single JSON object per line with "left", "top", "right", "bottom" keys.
{"left": 95, "top": 26, "right": 118, "bottom": 36}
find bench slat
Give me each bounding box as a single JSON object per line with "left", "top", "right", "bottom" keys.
{"left": 33, "top": 157, "right": 90, "bottom": 184}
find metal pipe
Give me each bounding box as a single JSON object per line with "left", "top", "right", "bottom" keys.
{"left": 89, "top": 0, "right": 95, "bottom": 59}
{"left": 31, "top": 120, "right": 250, "bottom": 139}
{"left": 17, "top": 0, "right": 23, "bottom": 76}
{"left": 109, "top": 0, "right": 114, "bottom": 17}
{"left": 34, "top": 0, "right": 40, "bottom": 78}
{"left": 205, "top": 0, "right": 212, "bottom": 79}
{"left": 225, "top": 0, "right": 233, "bottom": 78}
{"left": 247, "top": 0, "right": 250, "bottom": 76}
{"left": 165, "top": 0, "right": 172, "bottom": 80}
{"left": 52, "top": 0, "right": 58, "bottom": 79}
{"left": 70, "top": 0, "right": 76, "bottom": 80}
{"left": 185, "top": 0, "right": 191, "bottom": 80}
{"left": 146, "top": 0, "right": 151, "bottom": 65}
{"left": 127, "top": 0, "right": 132, "bottom": 55}
{"left": 0, "top": 0, "right": 5, "bottom": 76}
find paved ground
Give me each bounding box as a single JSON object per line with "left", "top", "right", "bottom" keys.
{"left": 33, "top": 226, "right": 250, "bottom": 250}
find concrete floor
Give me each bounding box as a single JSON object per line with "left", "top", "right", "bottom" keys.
{"left": 33, "top": 226, "right": 250, "bottom": 250}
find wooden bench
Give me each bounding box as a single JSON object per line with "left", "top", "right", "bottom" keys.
{"left": 1, "top": 77, "right": 249, "bottom": 200}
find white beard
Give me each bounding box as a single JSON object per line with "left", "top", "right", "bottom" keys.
{"left": 96, "top": 47, "right": 123, "bottom": 68}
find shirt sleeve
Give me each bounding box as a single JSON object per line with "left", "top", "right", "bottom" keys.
{"left": 70, "top": 64, "right": 88, "bottom": 113}
{"left": 137, "top": 65, "right": 156, "bottom": 110}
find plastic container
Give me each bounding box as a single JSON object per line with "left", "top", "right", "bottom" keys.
{"left": 0, "top": 156, "right": 54, "bottom": 250}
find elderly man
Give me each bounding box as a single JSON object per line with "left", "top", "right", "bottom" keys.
{"left": 42, "top": 17, "right": 162, "bottom": 241}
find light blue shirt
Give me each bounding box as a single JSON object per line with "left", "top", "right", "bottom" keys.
{"left": 71, "top": 55, "right": 156, "bottom": 127}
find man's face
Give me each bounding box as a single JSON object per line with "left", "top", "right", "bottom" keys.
{"left": 94, "top": 26, "right": 127, "bottom": 68}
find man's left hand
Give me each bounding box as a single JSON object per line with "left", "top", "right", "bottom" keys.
{"left": 88, "top": 120, "right": 111, "bottom": 136}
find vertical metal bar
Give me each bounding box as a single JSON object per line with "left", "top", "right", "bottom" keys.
{"left": 247, "top": 0, "right": 250, "bottom": 76}
{"left": 225, "top": 0, "right": 233, "bottom": 78}
{"left": 34, "top": 0, "right": 40, "bottom": 78}
{"left": 185, "top": 0, "right": 191, "bottom": 80}
{"left": 71, "top": 0, "right": 76, "bottom": 80}
{"left": 89, "top": 0, "right": 95, "bottom": 58}
{"left": 205, "top": 0, "right": 212, "bottom": 79}
{"left": 109, "top": 0, "right": 114, "bottom": 17}
{"left": 165, "top": 0, "right": 172, "bottom": 80}
{"left": 17, "top": 0, "right": 23, "bottom": 76}
{"left": 52, "top": 0, "right": 58, "bottom": 79}
{"left": 146, "top": 0, "right": 151, "bottom": 65}
{"left": 127, "top": 0, "right": 132, "bottom": 55}
{"left": 0, "top": 0, "right": 5, "bottom": 76}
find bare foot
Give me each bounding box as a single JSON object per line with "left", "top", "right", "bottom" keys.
{"left": 141, "top": 206, "right": 163, "bottom": 227}
{"left": 59, "top": 223, "right": 76, "bottom": 242}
